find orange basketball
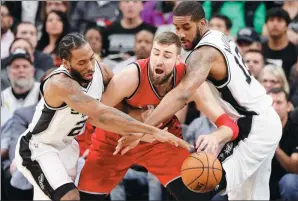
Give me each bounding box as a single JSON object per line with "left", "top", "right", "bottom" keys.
{"left": 181, "top": 152, "right": 222, "bottom": 193}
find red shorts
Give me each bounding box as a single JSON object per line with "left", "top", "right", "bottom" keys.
{"left": 78, "top": 117, "right": 189, "bottom": 194}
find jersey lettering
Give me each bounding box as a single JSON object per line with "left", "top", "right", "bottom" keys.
{"left": 67, "top": 119, "right": 87, "bottom": 136}
{"left": 233, "top": 46, "right": 252, "bottom": 84}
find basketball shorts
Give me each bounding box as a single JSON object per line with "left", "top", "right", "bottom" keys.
{"left": 78, "top": 117, "right": 190, "bottom": 194}
{"left": 221, "top": 107, "right": 282, "bottom": 199}
{"left": 15, "top": 134, "right": 80, "bottom": 200}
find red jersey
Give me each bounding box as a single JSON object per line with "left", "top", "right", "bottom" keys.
{"left": 125, "top": 58, "right": 186, "bottom": 110}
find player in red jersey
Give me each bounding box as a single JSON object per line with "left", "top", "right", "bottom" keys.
{"left": 78, "top": 32, "right": 238, "bottom": 200}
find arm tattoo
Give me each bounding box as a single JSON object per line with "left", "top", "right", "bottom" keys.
{"left": 97, "top": 106, "right": 136, "bottom": 125}
{"left": 181, "top": 48, "right": 214, "bottom": 100}
{"left": 53, "top": 76, "right": 95, "bottom": 104}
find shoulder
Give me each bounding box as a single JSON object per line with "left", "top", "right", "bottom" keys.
{"left": 112, "top": 63, "right": 139, "bottom": 86}
{"left": 46, "top": 73, "right": 78, "bottom": 95}
{"left": 186, "top": 46, "right": 222, "bottom": 65}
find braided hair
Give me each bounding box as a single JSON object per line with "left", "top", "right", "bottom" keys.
{"left": 58, "top": 32, "right": 87, "bottom": 61}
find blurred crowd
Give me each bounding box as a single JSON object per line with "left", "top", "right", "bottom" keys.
{"left": 1, "top": 1, "right": 298, "bottom": 200}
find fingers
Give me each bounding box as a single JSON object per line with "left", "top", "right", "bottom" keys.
{"left": 113, "top": 143, "right": 122, "bottom": 155}
{"left": 197, "top": 138, "right": 208, "bottom": 152}
{"left": 195, "top": 136, "right": 204, "bottom": 149}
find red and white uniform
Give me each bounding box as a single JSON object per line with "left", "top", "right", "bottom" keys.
{"left": 78, "top": 58, "right": 190, "bottom": 194}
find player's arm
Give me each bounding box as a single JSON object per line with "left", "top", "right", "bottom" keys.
{"left": 145, "top": 46, "right": 219, "bottom": 126}
{"left": 49, "top": 74, "right": 193, "bottom": 149}
{"left": 275, "top": 146, "right": 298, "bottom": 174}
{"left": 189, "top": 82, "right": 239, "bottom": 154}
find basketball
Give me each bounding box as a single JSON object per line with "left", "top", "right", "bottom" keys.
{"left": 181, "top": 152, "right": 222, "bottom": 193}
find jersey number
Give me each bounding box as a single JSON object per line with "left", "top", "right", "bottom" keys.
{"left": 234, "top": 47, "right": 252, "bottom": 84}
{"left": 67, "top": 119, "right": 87, "bottom": 136}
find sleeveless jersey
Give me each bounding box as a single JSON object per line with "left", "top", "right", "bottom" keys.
{"left": 24, "top": 62, "right": 104, "bottom": 150}
{"left": 186, "top": 30, "right": 272, "bottom": 119}
{"left": 125, "top": 58, "right": 186, "bottom": 110}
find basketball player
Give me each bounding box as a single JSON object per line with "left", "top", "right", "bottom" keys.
{"left": 128, "top": 2, "right": 282, "bottom": 200}
{"left": 14, "top": 33, "right": 192, "bottom": 201}
{"left": 78, "top": 32, "right": 239, "bottom": 201}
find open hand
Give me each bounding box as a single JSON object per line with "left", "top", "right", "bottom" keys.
{"left": 113, "top": 134, "right": 142, "bottom": 155}
{"left": 196, "top": 134, "right": 220, "bottom": 157}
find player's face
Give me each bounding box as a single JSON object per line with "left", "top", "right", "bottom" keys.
{"left": 244, "top": 52, "right": 264, "bottom": 78}
{"left": 66, "top": 43, "right": 96, "bottom": 87}
{"left": 270, "top": 92, "right": 290, "bottom": 121}
{"left": 149, "top": 42, "right": 179, "bottom": 85}
{"left": 173, "top": 16, "right": 204, "bottom": 51}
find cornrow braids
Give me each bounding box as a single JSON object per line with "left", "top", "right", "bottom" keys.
{"left": 173, "top": 1, "right": 205, "bottom": 22}
{"left": 59, "top": 32, "right": 87, "bottom": 61}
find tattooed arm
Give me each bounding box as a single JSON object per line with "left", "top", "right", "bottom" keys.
{"left": 47, "top": 74, "right": 192, "bottom": 150}
{"left": 145, "top": 46, "right": 218, "bottom": 126}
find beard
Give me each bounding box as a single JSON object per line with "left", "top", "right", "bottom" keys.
{"left": 149, "top": 67, "right": 174, "bottom": 85}
{"left": 191, "top": 25, "right": 203, "bottom": 49}
{"left": 69, "top": 67, "right": 93, "bottom": 88}
{"left": 11, "top": 77, "right": 34, "bottom": 91}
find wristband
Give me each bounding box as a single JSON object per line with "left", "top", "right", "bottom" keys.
{"left": 215, "top": 114, "right": 239, "bottom": 141}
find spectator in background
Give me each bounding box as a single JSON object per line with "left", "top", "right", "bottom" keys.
{"left": 13, "top": 21, "right": 54, "bottom": 72}
{"left": 38, "top": 1, "right": 70, "bottom": 38}
{"left": 209, "top": 14, "right": 232, "bottom": 36}
{"left": 36, "top": 10, "right": 70, "bottom": 67}
{"left": 1, "top": 38, "right": 45, "bottom": 91}
{"left": 1, "top": 4, "right": 14, "bottom": 59}
{"left": 236, "top": 27, "right": 261, "bottom": 55}
{"left": 268, "top": 88, "right": 298, "bottom": 201}
{"left": 141, "top": 1, "right": 176, "bottom": 26}
{"left": 1, "top": 67, "right": 55, "bottom": 200}
{"left": 258, "top": 64, "right": 290, "bottom": 94}
{"left": 84, "top": 26, "right": 104, "bottom": 62}
{"left": 289, "top": 57, "right": 298, "bottom": 108}
{"left": 262, "top": 7, "right": 297, "bottom": 78}
{"left": 71, "top": 1, "right": 120, "bottom": 33}
{"left": 1, "top": 49, "right": 40, "bottom": 130}
{"left": 282, "top": 0, "right": 298, "bottom": 20}
{"left": 288, "top": 14, "right": 298, "bottom": 46}
{"left": 244, "top": 49, "right": 265, "bottom": 79}
{"left": 202, "top": 1, "right": 266, "bottom": 36}
{"left": 104, "top": 1, "right": 156, "bottom": 64}
{"left": 113, "top": 29, "right": 154, "bottom": 74}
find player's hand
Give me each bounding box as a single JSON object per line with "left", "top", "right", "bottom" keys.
{"left": 113, "top": 134, "right": 142, "bottom": 155}
{"left": 152, "top": 128, "right": 194, "bottom": 151}
{"left": 196, "top": 134, "right": 220, "bottom": 157}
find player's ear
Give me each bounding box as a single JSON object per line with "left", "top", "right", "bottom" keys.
{"left": 62, "top": 59, "right": 70, "bottom": 70}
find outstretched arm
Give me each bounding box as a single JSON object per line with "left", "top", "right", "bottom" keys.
{"left": 145, "top": 46, "right": 218, "bottom": 126}
{"left": 48, "top": 74, "right": 192, "bottom": 150}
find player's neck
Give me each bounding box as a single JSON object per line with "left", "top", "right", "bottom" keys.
{"left": 121, "top": 17, "right": 142, "bottom": 29}
{"left": 268, "top": 35, "right": 289, "bottom": 50}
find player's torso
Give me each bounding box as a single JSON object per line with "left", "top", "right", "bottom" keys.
{"left": 125, "top": 58, "right": 186, "bottom": 110}
{"left": 189, "top": 30, "right": 272, "bottom": 119}
{"left": 26, "top": 63, "right": 104, "bottom": 149}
